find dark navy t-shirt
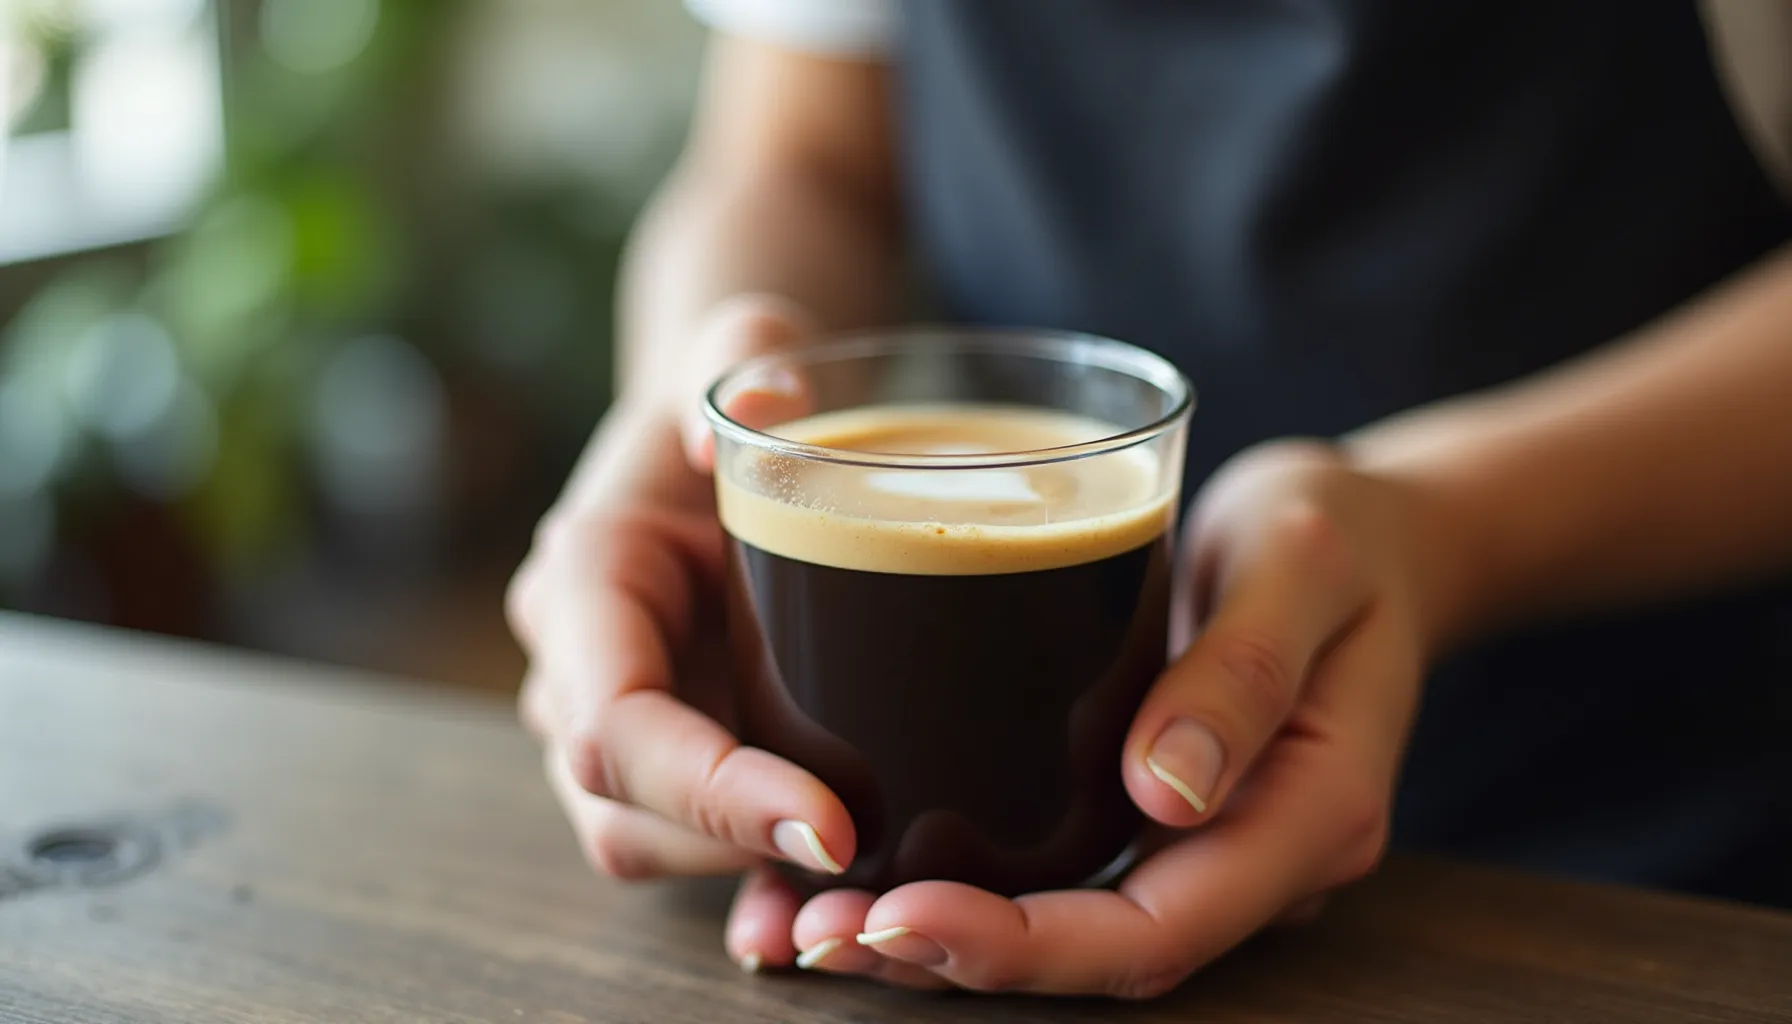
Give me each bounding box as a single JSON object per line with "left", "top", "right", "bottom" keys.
{"left": 698, "top": 0, "right": 1792, "bottom": 906}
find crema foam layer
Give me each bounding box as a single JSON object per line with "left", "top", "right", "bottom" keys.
{"left": 717, "top": 404, "right": 1174, "bottom": 575}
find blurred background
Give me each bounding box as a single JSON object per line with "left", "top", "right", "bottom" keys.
{"left": 6, "top": 1, "right": 1791, "bottom": 696}
{"left": 0, "top": 0, "right": 703, "bottom": 691}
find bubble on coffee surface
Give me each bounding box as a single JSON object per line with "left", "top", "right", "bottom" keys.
{"left": 719, "top": 404, "right": 1174, "bottom": 575}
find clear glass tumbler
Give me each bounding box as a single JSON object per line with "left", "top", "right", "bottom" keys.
{"left": 707, "top": 328, "right": 1192, "bottom": 895}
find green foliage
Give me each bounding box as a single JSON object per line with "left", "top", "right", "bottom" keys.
{"left": 3, "top": 0, "right": 649, "bottom": 607}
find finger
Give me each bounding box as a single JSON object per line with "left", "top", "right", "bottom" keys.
{"left": 792, "top": 889, "right": 885, "bottom": 975}
{"left": 689, "top": 366, "right": 815, "bottom": 472}
{"left": 1126, "top": 504, "right": 1369, "bottom": 826}
{"left": 546, "top": 747, "right": 756, "bottom": 880}
{"left": 579, "top": 689, "right": 857, "bottom": 875}
{"left": 679, "top": 295, "right": 819, "bottom": 470}
{"left": 860, "top": 618, "right": 1407, "bottom": 999}
{"left": 530, "top": 507, "right": 718, "bottom": 750}
{"left": 856, "top": 747, "right": 1338, "bottom": 998}
{"left": 790, "top": 890, "right": 951, "bottom": 989}
{"left": 727, "top": 866, "right": 801, "bottom": 972}
{"left": 534, "top": 513, "right": 857, "bottom": 876}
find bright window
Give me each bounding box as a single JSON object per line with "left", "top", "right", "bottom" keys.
{"left": 1, "top": 0, "right": 223, "bottom": 264}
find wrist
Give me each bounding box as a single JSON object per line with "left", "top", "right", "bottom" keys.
{"left": 1375, "top": 466, "right": 1507, "bottom": 659}
{"left": 1337, "top": 419, "right": 1522, "bottom": 661}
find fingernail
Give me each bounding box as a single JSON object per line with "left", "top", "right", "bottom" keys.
{"left": 795, "top": 937, "right": 843, "bottom": 970}
{"left": 721, "top": 367, "right": 803, "bottom": 420}
{"left": 739, "top": 952, "right": 762, "bottom": 974}
{"left": 1146, "top": 718, "right": 1224, "bottom": 814}
{"left": 773, "top": 820, "right": 845, "bottom": 874}
{"left": 857, "top": 925, "right": 947, "bottom": 966}
{"left": 750, "top": 365, "right": 803, "bottom": 397}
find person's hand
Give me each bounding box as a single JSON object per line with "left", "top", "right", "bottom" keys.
{"left": 786, "top": 441, "right": 1438, "bottom": 997}
{"left": 508, "top": 295, "right": 861, "bottom": 970}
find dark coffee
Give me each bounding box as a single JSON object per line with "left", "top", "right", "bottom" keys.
{"left": 719, "top": 406, "right": 1173, "bottom": 895}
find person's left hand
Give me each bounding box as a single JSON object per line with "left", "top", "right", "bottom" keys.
{"left": 725, "top": 440, "right": 1441, "bottom": 996}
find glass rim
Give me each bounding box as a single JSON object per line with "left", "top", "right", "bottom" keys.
{"left": 703, "top": 326, "right": 1195, "bottom": 470}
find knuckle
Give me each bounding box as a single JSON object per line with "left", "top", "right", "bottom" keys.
{"left": 1269, "top": 500, "right": 1336, "bottom": 552}
{"left": 1272, "top": 501, "right": 1339, "bottom": 561}
{"left": 538, "top": 509, "right": 650, "bottom": 572}
{"left": 505, "top": 513, "right": 596, "bottom": 642}
{"left": 1328, "top": 778, "right": 1391, "bottom": 886}
{"left": 566, "top": 734, "right": 621, "bottom": 802}
{"left": 516, "top": 673, "right": 550, "bottom": 736}
{"left": 709, "top": 294, "right": 813, "bottom": 353}
{"left": 1106, "top": 961, "right": 1192, "bottom": 1001}
{"left": 540, "top": 511, "right": 615, "bottom": 565}
{"left": 1209, "top": 629, "right": 1300, "bottom": 727}
{"left": 524, "top": 510, "right": 696, "bottom": 652}
{"left": 683, "top": 742, "right": 748, "bottom": 846}
{"left": 529, "top": 508, "right": 593, "bottom": 563}
{"left": 718, "top": 302, "right": 785, "bottom": 348}
{"left": 581, "top": 817, "right": 656, "bottom": 883}
{"left": 1270, "top": 501, "right": 1360, "bottom": 591}
{"left": 504, "top": 560, "right": 546, "bottom": 646}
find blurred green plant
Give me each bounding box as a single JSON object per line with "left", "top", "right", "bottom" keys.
{"left": 1, "top": 0, "right": 644, "bottom": 625}
{"left": 8, "top": 0, "right": 77, "bottom": 134}
{"left": 4, "top": 1, "right": 416, "bottom": 587}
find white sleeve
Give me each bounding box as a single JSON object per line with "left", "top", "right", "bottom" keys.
{"left": 684, "top": 0, "right": 897, "bottom": 58}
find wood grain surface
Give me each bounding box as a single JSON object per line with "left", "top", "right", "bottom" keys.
{"left": 2, "top": 612, "right": 1789, "bottom": 1023}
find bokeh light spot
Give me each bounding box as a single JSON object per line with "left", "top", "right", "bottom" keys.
{"left": 260, "top": 0, "right": 378, "bottom": 76}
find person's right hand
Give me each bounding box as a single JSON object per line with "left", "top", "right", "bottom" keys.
{"left": 507, "top": 295, "right": 854, "bottom": 971}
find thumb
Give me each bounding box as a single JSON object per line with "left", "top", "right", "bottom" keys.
{"left": 1124, "top": 507, "right": 1368, "bottom": 827}
{"left": 678, "top": 294, "right": 820, "bottom": 471}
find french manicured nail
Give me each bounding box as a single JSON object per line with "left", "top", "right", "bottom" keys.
{"left": 857, "top": 925, "right": 947, "bottom": 966}
{"left": 773, "top": 820, "right": 845, "bottom": 874}
{"left": 747, "top": 365, "right": 803, "bottom": 396}
{"left": 1146, "top": 718, "right": 1224, "bottom": 814}
{"left": 795, "top": 937, "right": 843, "bottom": 970}
{"left": 739, "top": 952, "right": 763, "bottom": 974}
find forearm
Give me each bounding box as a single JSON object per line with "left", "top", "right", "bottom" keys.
{"left": 545, "top": 165, "right": 898, "bottom": 523}
{"left": 617, "top": 37, "right": 902, "bottom": 404}
{"left": 617, "top": 159, "right": 901, "bottom": 402}
{"left": 1350, "top": 246, "right": 1792, "bottom": 653}
{"left": 546, "top": 39, "right": 901, "bottom": 522}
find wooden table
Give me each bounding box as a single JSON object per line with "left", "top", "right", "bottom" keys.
{"left": 3, "top": 613, "right": 1789, "bottom": 1023}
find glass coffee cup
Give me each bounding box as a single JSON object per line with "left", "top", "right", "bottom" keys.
{"left": 707, "top": 329, "right": 1192, "bottom": 896}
